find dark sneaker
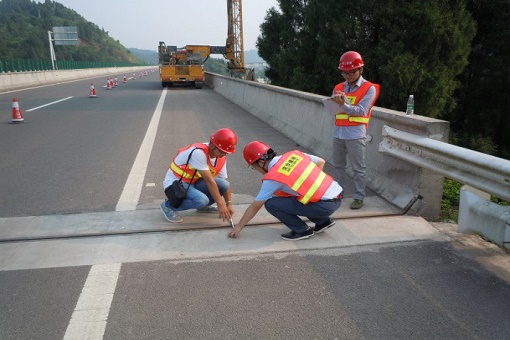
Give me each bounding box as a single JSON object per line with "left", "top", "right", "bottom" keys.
{"left": 313, "top": 219, "right": 335, "bottom": 234}
{"left": 160, "top": 201, "right": 183, "bottom": 223}
{"left": 281, "top": 228, "right": 314, "bottom": 241}
{"left": 197, "top": 205, "right": 219, "bottom": 213}
{"left": 350, "top": 199, "right": 364, "bottom": 209}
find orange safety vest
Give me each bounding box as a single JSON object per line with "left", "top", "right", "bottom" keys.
{"left": 169, "top": 143, "right": 226, "bottom": 183}
{"left": 263, "top": 150, "right": 333, "bottom": 204}
{"left": 333, "top": 81, "right": 380, "bottom": 127}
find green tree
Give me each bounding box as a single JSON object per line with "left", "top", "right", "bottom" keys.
{"left": 257, "top": 1, "right": 309, "bottom": 88}
{"left": 257, "top": 0, "right": 476, "bottom": 119}
{"left": 205, "top": 57, "right": 229, "bottom": 76}
{"left": 447, "top": 0, "right": 510, "bottom": 158}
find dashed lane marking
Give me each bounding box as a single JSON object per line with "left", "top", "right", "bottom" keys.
{"left": 26, "top": 96, "right": 73, "bottom": 111}
{"left": 63, "top": 263, "right": 121, "bottom": 340}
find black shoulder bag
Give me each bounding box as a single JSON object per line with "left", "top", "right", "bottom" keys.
{"left": 165, "top": 148, "right": 198, "bottom": 208}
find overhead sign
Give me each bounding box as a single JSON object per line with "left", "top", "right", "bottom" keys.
{"left": 52, "top": 26, "right": 78, "bottom": 45}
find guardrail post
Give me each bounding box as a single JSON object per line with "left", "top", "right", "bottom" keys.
{"left": 459, "top": 185, "right": 510, "bottom": 249}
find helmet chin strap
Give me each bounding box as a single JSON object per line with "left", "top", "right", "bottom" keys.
{"left": 261, "top": 160, "right": 269, "bottom": 173}
{"left": 259, "top": 149, "right": 276, "bottom": 173}
{"left": 254, "top": 159, "right": 269, "bottom": 173}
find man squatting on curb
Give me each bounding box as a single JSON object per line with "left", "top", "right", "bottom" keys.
{"left": 228, "top": 141, "right": 343, "bottom": 241}
{"left": 160, "top": 128, "right": 237, "bottom": 223}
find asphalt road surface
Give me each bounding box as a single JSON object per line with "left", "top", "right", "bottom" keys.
{"left": 1, "top": 72, "right": 509, "bottom": 340}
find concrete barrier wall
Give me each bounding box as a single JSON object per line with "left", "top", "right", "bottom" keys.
{"left": 0, "top": 66, "right": 154, "bottom": 92}
{"left": 206, "top": 73, "right": 450, "bottom": 220}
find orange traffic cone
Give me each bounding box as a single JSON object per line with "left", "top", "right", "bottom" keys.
{"left": 89, "top": 83, "right": 97, "bottom": 98}
{"left": 106, "top": 79, "right": 112, "bottom": 90}
{"left": 132, "top": 73, "right": 136, "bottom": 80}
{"left": 114, "top": 77, "right": 119, "bottom": 86}
{"left": 123, "top": 75, "right": 128, "bottom": 83}
{"left": 11, "top": 98, "right": 24, "bottom": 122}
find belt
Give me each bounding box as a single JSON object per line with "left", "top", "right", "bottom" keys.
{"left": 322, "top": 193, "right": 343, "bottom": 202}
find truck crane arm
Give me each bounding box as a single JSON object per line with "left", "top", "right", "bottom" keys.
{"left": 226, "top": 0, "right": 254, "bottom": 80}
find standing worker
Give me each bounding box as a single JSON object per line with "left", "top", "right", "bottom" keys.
{"left": 328, "top": 51, "right": 380, "bottom": 209}
{"left": 160, "top": 128, "right": 237, "bottom": 223}
{"left": 228, "top": 141, "right": 343, "bottom": 240}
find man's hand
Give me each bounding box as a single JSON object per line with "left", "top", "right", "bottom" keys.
{"left": 226, "top": 200, "right": 265, "bottom": 239}
{"left": 197, "top": 168, "right": 232, "bottom": 221}
{"left": 227, "top": 204, "right": 235, "bottom": 217}
{"left": 217, "top": 203, "right": 231, "bottom": 221}
{"left": 228, "top": 225, "right": 242, "bottom": 238}
{"left": 332, "top": 93, "right": 346, "bottom": 106}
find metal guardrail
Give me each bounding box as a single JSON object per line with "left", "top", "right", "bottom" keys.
{"left": 0, "top": 57, "right": 146, "bottom": 73}
{"left": 379, "top": 125, "right": 510, "bottom": 202}
{"left": 379, "top": 125, "right": 510, "bottom": 249}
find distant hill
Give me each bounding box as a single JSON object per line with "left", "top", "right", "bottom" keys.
{"left": 0, "top": 0, "right": 142, "bottom": 64}
{"left": 129, "top": 48, "right": 158, "bottom": 65}
{"left": 245, "top": 49, "right": 265, "bottom": 64}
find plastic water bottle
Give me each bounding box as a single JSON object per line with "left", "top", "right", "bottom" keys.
{"left": 406, "top": 95, "right": 414, "bottom": 116}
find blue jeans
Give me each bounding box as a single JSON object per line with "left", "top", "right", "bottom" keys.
{"left": 165, "top": 178, "right": 229, "bottom": 211}
{"left": 264, "top": 197, "right": 342, "bottom": 233}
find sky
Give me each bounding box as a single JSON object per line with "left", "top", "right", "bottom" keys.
{"left": 43, "top": 0, "right": 279, "bottom": 51}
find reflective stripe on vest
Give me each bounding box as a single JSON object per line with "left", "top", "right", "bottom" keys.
{"left": 335, "top": 113, "right": 370, "bottom": 124}
{"left": 170, "top": 162, "right": 199, "bottom": 182}
{"left": 169, "top": 143, "right": 225, "bottom": 183}
{"left": 333, "top": 81, "right": 380, "bottom": 127}
{"left": 263, "top": 150, "right": 333, "bottom": 204}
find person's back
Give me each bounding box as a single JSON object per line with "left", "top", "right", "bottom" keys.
{"left": 228, "top": 141, "right": 343, "bottom": 241}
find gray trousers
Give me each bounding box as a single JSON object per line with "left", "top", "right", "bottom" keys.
{"left": 332, "top": 137, "right": 366, "bottom": 201}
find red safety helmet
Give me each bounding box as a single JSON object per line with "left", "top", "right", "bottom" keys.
{"left": 338, "top": 51, "right": 364, "bottom": 71}
{"left": 243, "top": 141, "right": 271, "bottom": 166}
{"left": 210, "top": 128, "right": 237, "bottom": 154}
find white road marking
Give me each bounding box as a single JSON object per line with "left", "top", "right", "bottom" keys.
{"left": 63, "top": 263, "right": 121, "bottom": 340}
{"left": 64, "top": 89, "right": 167, "bottom": 339}
{"left": 115, "top": 88, "right": 167, "bottom": 211}
{"left": 25, "top": 96, "right": 73, "bottom": 111}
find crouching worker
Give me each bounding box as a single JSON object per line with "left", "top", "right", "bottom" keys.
{"left": 160, "top": 128, "right": 237, "bottom": 223}
{"left": 228, "top": 141, "right": 343, "bottom": 240}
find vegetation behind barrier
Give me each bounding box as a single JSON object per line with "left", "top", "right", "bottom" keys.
{"left": 257, "top": 0, "right": 510, "bottom": 160}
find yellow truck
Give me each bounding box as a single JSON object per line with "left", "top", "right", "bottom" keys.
{"left": 158, "top": 1, "right": 253, "bottom": 88}
{"left": 158, "top": 42, "right": 226, "bottom": 89}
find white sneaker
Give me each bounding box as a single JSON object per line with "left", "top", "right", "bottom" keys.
{"left": 160, "top": 201, "right": 183, "bottom": 223}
